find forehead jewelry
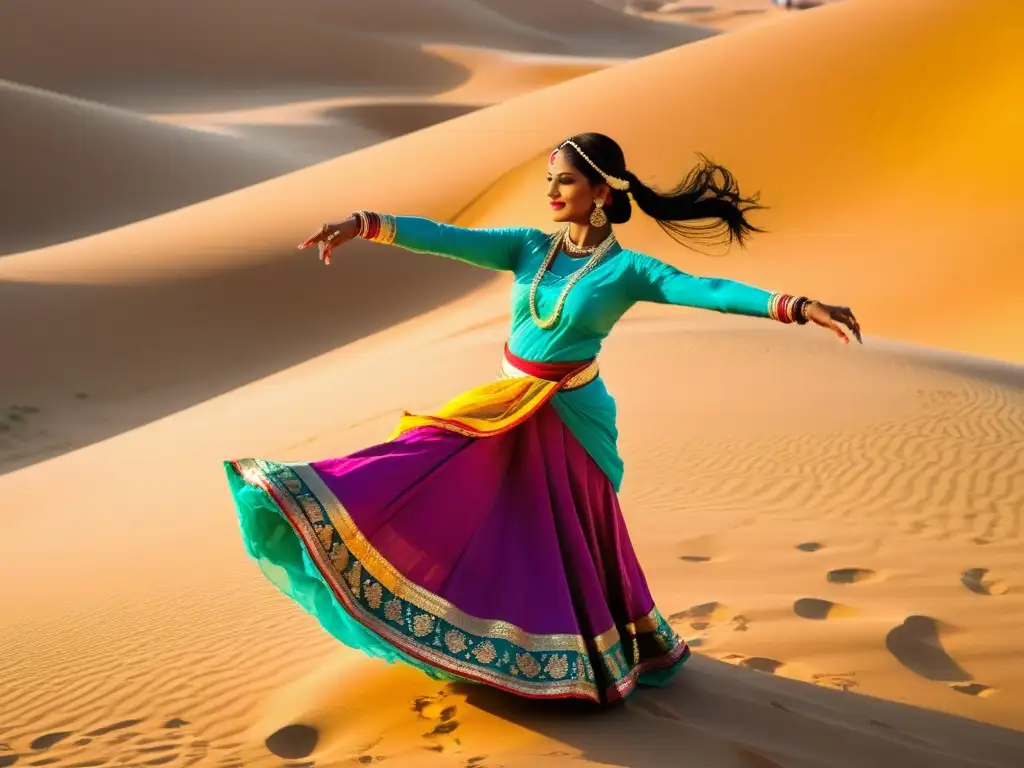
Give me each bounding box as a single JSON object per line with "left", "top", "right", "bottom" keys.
{"left": 551, "top": 140, "right": 631, "bottom": 192}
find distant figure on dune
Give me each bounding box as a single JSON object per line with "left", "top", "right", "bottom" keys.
{"left": 224, "top": 133, "right": 861, "bottom": 705}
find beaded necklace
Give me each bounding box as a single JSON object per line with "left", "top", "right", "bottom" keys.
{"left": 528, "top": 228, "right": 617, "bottom": 329}
{"left": 562, "top": 233, "right": 597, "bottom": 256}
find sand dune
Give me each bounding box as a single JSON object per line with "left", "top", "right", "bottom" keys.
{"left": 0, "top": 1, "right": 467, "bottom": 110}
{"left": 0, "top": 77, "right": 486, "bottom": 253}
{"left": 0, "top": 81, "right": 307, "bottom": 254}
{"left": 0, "top": 0, "right": 712, "bottom": 110}
{"left": 0, "top": 0, "right": 691, "bottom": 253}
{"left": 150, "top": 45, "right": 613, "bottom": 164}
{"left": 0, "top": 44, "right": 615, "bottom": 253}
{"left": 1, "top": 0, "right": 1023, "bottom": 766}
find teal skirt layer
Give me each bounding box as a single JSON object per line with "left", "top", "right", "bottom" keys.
{"left": 225, "top": 462, "right": 461, "bottom": 682}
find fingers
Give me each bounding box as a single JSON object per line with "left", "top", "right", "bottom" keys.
{"left": 829, "top": 320, "right": 850, "bottom": 344}
{"left": 834, "top": 306, "right": 862, "bottom": 344}
{"left": 298, "top": 223, "right": 329, "bottom": 250}
{"left": 300, "top": 223, "right": 339, "bottom": 265}
{"left": 847, "top": 311, "right": 863, "bottom": 344}
{"left": 318, "top": 239, "right": 334, "bottom": 266}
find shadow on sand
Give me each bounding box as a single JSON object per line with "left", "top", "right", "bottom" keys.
{"left": 0, "top": 239, "right": 494, "bottom": 475}
{"left": 455, "top": 655, "right": 1023, "bottom": 767}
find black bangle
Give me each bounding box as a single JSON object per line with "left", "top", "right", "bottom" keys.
{"left": 793, "top": 296, "right": 810, "bottom": 325}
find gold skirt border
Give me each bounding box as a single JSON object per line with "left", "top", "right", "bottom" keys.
{"left": 230, "top": 458, "right": 689, "bottom": 702}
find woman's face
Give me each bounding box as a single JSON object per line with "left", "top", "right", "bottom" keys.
{"left": 546, "top": 149, "right": 606, "bottom": 225}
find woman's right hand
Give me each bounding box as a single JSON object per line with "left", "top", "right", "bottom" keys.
{"left": 297, "top": 217, "right": 359, "bottom": 265}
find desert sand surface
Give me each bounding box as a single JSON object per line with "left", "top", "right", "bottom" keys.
{"left": 1, "top": 0, "right": 1023, "bottom": 767}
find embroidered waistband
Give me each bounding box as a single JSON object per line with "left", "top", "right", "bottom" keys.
{"left": 500, "top": 344, "right": 598, "bottom": 391}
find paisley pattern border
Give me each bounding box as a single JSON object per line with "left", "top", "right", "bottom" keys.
{"left": 229, "top": 458, "right": 689, "bottom": 702}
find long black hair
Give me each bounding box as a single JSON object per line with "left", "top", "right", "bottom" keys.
{"left": 556, "top": 132, "right": 765, "bottom": 251}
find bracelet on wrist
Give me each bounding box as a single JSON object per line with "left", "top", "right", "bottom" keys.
{"left": 352, "top": 211, "right": 369, "bottom": 239}
{"left": 793, "top": 296, "right": 810, "bottom": 325}
{"left": 768, "top": 293, "right": 813, "bottom": 324}
{"left": 350, "top": 210, "right": 396, "bottom": 244}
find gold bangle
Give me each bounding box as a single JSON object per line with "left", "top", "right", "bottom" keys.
{"left": 352, "top": 211, "right": 368, "bottom": 239}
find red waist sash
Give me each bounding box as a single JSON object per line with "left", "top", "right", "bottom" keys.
{"left": 502, "top": 344, "right": 598, "bottom": 390}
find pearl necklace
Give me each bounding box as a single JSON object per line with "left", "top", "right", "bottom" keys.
{"left": 529, "top": 228, "right": 617, "bottom": 330}
{"left": 562, "top": 234, "right": 597, "bottom": 256}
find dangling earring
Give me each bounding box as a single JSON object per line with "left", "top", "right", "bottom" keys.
{"left": 589, "top": 199, "right": 608, "bottom": 227}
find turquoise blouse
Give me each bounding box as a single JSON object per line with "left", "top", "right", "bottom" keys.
{"left": 389, "top": 216, "right": 776, "bottom": 490}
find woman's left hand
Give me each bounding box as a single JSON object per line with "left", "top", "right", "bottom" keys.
{"left": 805, "top": 301, "right": 862, "bottom": 344}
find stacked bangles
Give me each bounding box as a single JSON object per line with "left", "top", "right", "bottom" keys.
{"left": 352, "top": 210, "right": 397, "bottom": 244}
{"left": 768, "top": 293, "right": 814, "bottom": 325}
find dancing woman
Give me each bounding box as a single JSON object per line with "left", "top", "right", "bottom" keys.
{"left": 224, "top": 133, "right": 861, "bottom": 705}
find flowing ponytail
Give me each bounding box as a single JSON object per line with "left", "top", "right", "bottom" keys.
{"left": 556, "top": 134, "right": 765, "bottom": 252}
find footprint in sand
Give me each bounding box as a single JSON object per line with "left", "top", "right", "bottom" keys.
{"left": 811, "top": 672, "right": 859, "bottom": 691}
{"left": 885, "top": 616, "right": 972, "bottom": 683}
{"left": 265, "top": 724, "right": 319, "bottom": 760}
{"left": 826, "top": 568, "right": 876, "bottom": 585}
{"left": 413, "top": 695, "right": 457, "bottom": 721}
{"left": 0, "top": 755, "right": 17, "bottom": 768}
{"left": 741, "top": 657, "right": 784, "bottom": 674}
{"left": 793, "top": 598, "right": 856, "bottom": 620}
{"left": 951, "top": 682, "right": 997, "bottom": 697}
{"left": 720, "top": 653, "right": 785, "bottom": 675}
{"left": 796, "top": 542, "right": 824, "bottom": 553}
{"left": 669, "top": 601, "right": 733, "bottom": 631}
{"left": 29, "top": 733, "right": 72, "bottom": 751}
{"left": 679, "top": 555, "right": 712, "bottom": 563}
{"left": 960, "top": 568, "right": 1009, "bottom": 596}
{"left": 413, "top": 694, "right": 462, "bottom": 749}
{"left": 427, "top": 721, "right": 460, "bottom": 737}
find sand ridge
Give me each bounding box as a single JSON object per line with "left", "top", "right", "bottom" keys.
{"left": 1, "top": 0, "right": 1023, "bottom": 766}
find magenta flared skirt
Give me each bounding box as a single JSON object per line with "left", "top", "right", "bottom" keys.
{"left": 224, "top": 403, "right": 688, "bottom": 704}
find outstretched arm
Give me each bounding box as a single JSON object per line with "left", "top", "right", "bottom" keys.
{"left": 628, "top": 252, "right": 779, "bottom": 318}
{"left": 627, "top": 252, "right": 862, "bottom": 342}
{"left": 305, "top": 211, "right": 531, "bottom": 272}
{"left": 385, "top": 215, "right": 532, "bottom": 272}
